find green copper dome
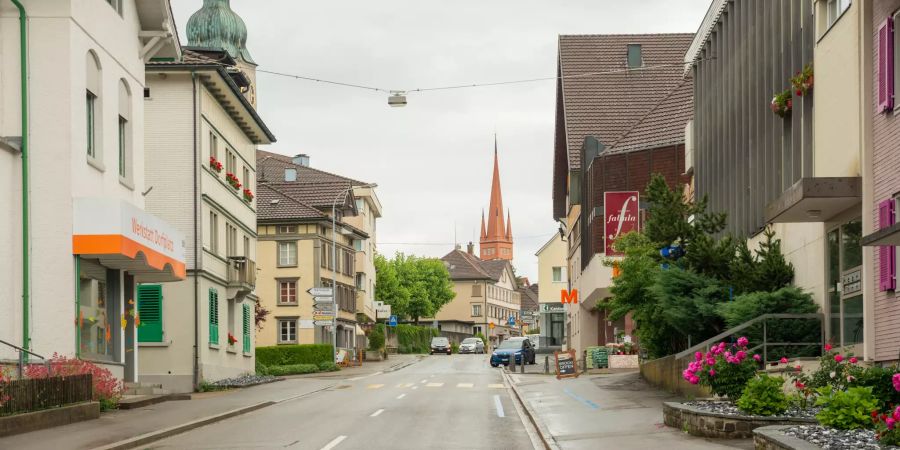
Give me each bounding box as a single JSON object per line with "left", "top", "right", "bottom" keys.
{"left": 186, "top": 0, "right": 255, "bottom": 64}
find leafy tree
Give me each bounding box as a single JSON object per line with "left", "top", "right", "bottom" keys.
{"left": 374, "top": 252, "right": 456, "bottom": 324}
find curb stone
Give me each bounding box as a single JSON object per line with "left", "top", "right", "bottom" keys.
{"left": 502, "top": 370, "right": 561, "bottom": 450}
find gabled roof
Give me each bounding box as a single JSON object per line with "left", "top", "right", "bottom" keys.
{"left": 257, "top": 184, "right": 326, "bottom": 221}
{"left": 518, "top": 284, "right": 539, "bottom": 312}
{"left": 441, "top": 250, "right": 493, "bottom": 281}
{"left": 552, "top": 33, "right": 693, "bottom": 217}
{"left": 261, "top": 181, "right": 357, "bottom": 211}
{"left": 607, "top": 75, "right": 694, "bottom": 154}
{"left": 257, "top": 150, "right": 368, "bottom": 185}
{"left": 481, "top": 259, "right": 513, "bottom": 283}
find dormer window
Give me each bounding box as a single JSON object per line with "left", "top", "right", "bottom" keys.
{"left": 627, "top": 44, "right": 643, "bottom": 69}
{"left": 285, "top": 168, "right": 297, "bottom": 182}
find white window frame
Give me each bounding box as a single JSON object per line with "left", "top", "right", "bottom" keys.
{"left": 278, "top": 319, "right": 297, "bottom": 344}
{"left": 278, "top": 241, "right": 298, "bottom": 267}
{"left": 209, "top": 212, "right": 219, "bottom": 255}
{"left": 472, "top": 304, "right": 482, "bottom": 317}
{"left": 826, "top": 0, "right": 851, "bottom": 30}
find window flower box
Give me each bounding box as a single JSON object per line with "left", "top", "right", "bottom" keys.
{"left": 243, "top": 188, "right": 254, "bottom": 203}
{"left": 770, "top": 90, "right": 792, "bottom": 118}
{"left": 227, "top": 332, "right": 238, "bottom": 346}
{"left": 790, "top": 64, "right": 813, "bottom": 97}
{"left": 209, "top": 156, "right": 223, "bottom": 173}
{"left": 225, "top": 173, "right": 242, "bottom": 190}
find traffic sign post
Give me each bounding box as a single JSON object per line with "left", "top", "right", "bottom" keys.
{"left": 307, "top": 287, "right": 334, "bottom": 297}
{"left": 388, "top": 315, "right": 398, "bottom": 327}
{"left": 313, "top": 296, "right": 333, "bottom": 304}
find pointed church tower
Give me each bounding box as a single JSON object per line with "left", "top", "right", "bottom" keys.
{"left": 187, "top": 0, "right": 259, "bottom": 107}
{"left": 480, "top": 137, "right": 514, "bottom": 261}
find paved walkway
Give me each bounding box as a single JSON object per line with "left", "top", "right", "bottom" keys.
{"left": 508, "top": 370, "right": 754, "bottom": 450}
{"left": 0, "top": 355, "right": 421, "bottom": 450}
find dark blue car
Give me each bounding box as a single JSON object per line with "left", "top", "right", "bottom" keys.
{"left": 490, "top": 337, "right": 536, "bottom": 367}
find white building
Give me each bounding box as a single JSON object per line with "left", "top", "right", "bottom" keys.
{"left": 138, "top": 1, "right": 275, "bottom": 393}
{"left": 0, "top": 0, "right": 183, "bottom": 381}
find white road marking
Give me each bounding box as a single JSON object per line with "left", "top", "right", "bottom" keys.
{"left": 430, "top": 374, "right": 435, "bottom": 378}
{"left": 397, "top": 393, "right": 406, "bottom": 399}
{"left": 457, "top": 383, "right": 474, "bottom": 388}
{"left": 370, "top": 409, "right": 385, "bottom": 417}
{"left": 411, "top": 386, "right": 418, "bottom": 390}
{"left": 493, "top": 395, "right": 505, "bottom": 418}
{"left": 366, "top": 384, "right": 384, "bottom": 389}
{"left": 348, "top": 377, "right": 363, "bottom": 381}
{"left": 320, "top": 435, "right": 347, "bottom": 450}
{"left": 426, "top": 382, "right": 444, "bottom": 387}
{"left": 488, "top": 384, "right": 505, "bottom": 389}
{"left": 420, "top": 379, "right": 427, "bottom": 383}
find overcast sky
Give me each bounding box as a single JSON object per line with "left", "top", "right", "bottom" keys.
{"left": 171, "top": 0, "right": 711, "bottom": 281}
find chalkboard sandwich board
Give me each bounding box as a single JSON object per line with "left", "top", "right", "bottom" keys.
{"left": 555, "top": 350, "right": 579, "bottom": 379}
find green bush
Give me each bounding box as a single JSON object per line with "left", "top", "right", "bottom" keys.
{"left": 265, "top": 364, "right": 320, "bottom": 376}
{"left": 475, "top": 333, "right": 487, "bottom": 346}
{"left": 368, "top": 324, "right": 385, "bottom": 352}
{"left": 451, "top": 342, "right": 459, "bottom": 354}
{"left": 736, "top": 375, "right": 788, "bottom": 416}
{"left": 815, "top": 386, "right": 879, "bottom": 430}
{"left": 396, "top": 324, "right": 438, "bottom": 354}
{"left": 256, "top": 344, "right": 333, "bottom": 366}
{"left": 255, "top": 360, "right": 269, "bottom": 376}
{"left": 848, "top": 364, "right": 900, "bottom": 410}
{"left": 719, "top": 287, "right": 818, "bottom": 329}
{"left": 317, "top": 361, "right": 340, "bottom": 372}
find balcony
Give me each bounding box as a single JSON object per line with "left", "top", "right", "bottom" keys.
{"left": 227, "top": 256, "right": 256, "bottom": 300}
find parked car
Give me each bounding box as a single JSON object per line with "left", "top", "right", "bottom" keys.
{"left": 430, "top": 337, "right": 452, "bottom": 355}
{"left": 525, "top": 334, "right": 540, "bottom": 351}
{"left": 490, "top": 337, "right": 536, "bottom": 367}
{"left": 458, "top": 337, "right": 485, "bottom": 354}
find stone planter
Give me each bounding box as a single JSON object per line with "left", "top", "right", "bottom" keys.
{"left": 753, "top": 426, "right": 822, "bottom": 450}
{"left": 663, "top": 402, "right": 816, "bottom": 439}
{"left": 365, "top": 350, "right": 384, "bottom": 361}
{"left": 609, "top": 354, "right": 639, "bottom": 368}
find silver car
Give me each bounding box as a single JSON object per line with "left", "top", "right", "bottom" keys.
{"left": 458, "top": 337, "right": 485, "bottom": 354}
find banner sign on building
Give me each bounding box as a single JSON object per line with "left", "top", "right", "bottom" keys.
{"left": 604, "top": 191, "right": 640, "bottom": 256}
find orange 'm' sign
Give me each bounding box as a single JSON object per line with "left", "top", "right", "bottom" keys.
{"left": 561, "top": 289, "right": 579, "bottom": 304}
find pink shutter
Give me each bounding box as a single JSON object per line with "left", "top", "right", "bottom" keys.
{"left": 879, "top": 199, "right": 896, "bottom": 291}
{"left": 878, "top": 18, "right": 895, "bottom": 112}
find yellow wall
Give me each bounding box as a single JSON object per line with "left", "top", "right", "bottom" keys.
{"left": 536, "top": 234, "right": 568, "bottom": 304}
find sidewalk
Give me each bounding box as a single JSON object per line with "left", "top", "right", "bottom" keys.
{"left": 506, "top": 370, "right": 753, "bottom": 450}
{"left": 0, "top": 355, "right": 420, "bottom": 450}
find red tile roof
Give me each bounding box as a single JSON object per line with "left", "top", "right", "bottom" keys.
{"left": 257, "top": 184, "right": 326, "bottom": 221}
{"left": 608, "top": 76, "right": 693, "bottom": 154}
{"left": 257, "top": 150, "right": 367, "bottom": 185}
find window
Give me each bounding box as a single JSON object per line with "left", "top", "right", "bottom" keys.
{"left": 227, "top": 299, "right": 236, "bottom": 343}
{"left": 278, "top": 319, "right": 297, "bottom": 344}
{"left": 106, "top": 0, "right": 123, "bottom": 15}
{"left": 284, "top": 168, "right": 297, "bottom": 182}
{"left": 356, "top": 273, "right": 366, "bottom": 291}
{"left": 118, "top": 117, "right": 127, "bottom": 177}
{"left": 243, "top": 166, "right": 251, "bottom": 192}
{"left": 320, "top": 243, "right": 327, "bottom": 268}
{"left": 552, "top": 267, "right": 563, "bottom": 282}
{"left": 472, "top": 304, "right": 482, "bottom": 317}
{"left": 353, "top": 239, "right": 363, "bottom": 252}
{"left": 279, "top": 280, "right": 298, "bottom": 305}
{"left": 278, "top": 241, "right": 297, "bottom": 267}
{"left": 86, "top": 91, "right": 97, "bottom": 158}
{"left": 472, "top": 284, "right": 482, "bottom": 297}
{"left": 473, "top": 326, "right": 482, "bottom": 336}
{"left": 209, "top": 289, "right": 219, "bottom": 344}
{"left": 826, "top": 0, "right": 851, "bottom": 29}
{"left": 85, "top": 51, "right": 103, "bottom": 164}
{"left": 344, "top": 250, "right": 353, "bottom": 275}
{"left": 78, "top": 259, "right": 118, "bottom": 361}
{"left": 277, "top": 225, "right": 297, "bottom": 234}
{"left": 209, "top": 212, "right": 219, "bottom": 254}
{"left": 143, "top": 87, "right": 151, "bottom": 99}
{"left": 356, "top": 199, "right": 364, "bottom": 213}
{"left": 626, "top": 44, "right": 642, "bottom": 69}
{"left": 117, "top": 79, "right": 132, "bottom": 182}
{"left": 209, "top": 132, "right": 218, "bottom": 161}
{"left": 226, "top": 149, "right": 236, "bottom": 175}
{"left": 226, "top": 223, "right": 237, "bottom": 257}
{"left": 137, "top": 284, "right": 163, "bottom": 343}
{"left": 242, "top": 304, "right": 251, "bottom": 353}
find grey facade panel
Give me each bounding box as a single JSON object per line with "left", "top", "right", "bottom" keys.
{"left": 692, "top": 0, "right": 814, "bottom": 237}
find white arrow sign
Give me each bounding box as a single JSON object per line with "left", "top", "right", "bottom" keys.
{"left": 313, "top": 296, "right": 334, "bottom": 304}
{"left": 314, "top": 320, "right": 334, "bottom": 326}
{"left": 307, "top": 287, "right": 333, "bottom": 297}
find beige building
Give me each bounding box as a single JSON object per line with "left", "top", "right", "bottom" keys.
{"left": 139, "top": 2, "right": 275, "bottom": 392}
{"left": 436, "top": 245, "right": 521, "bottom": 346}
{"left": 535, "top": 234, "right": 567, "bottom": 349}
{"left": 255, "top": 152, "right": 379, "bottom": 351}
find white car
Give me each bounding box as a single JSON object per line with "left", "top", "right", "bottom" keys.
{"left": 458, "top": 337, "right": 485, "bottom": 354}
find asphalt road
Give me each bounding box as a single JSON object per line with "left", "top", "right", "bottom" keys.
{"left": 146, "top": 354, "right": 538, "bottom": 450}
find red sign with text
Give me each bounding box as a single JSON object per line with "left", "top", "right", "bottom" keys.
{"left": 604, "top": 191, "right": 640, "bottom": 256}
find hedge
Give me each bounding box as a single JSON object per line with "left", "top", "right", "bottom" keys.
{"left": 396, "top": 324, "right": 438, "bottom": 354}
{"left": 256, "top": 344, "right": 334, "bottom": 367}
{"left": 264, "top": 364, "right": 319, "bottom": 376}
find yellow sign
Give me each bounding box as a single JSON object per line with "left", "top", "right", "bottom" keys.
{"left": 489, "top": 322, "right": 495, "bottom": 329}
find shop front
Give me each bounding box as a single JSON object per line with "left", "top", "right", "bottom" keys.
{"left": 539, "top": 303, "right": 565, "bottom": 349}
{"left": 72, "top": 198, "right": 185, "bottom": 381}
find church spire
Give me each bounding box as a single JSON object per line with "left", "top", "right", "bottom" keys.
{"left": 479, "top": 135, "right": 513, "bottom": 261}
{"left": 480, "top": 209, "right": 487, "bottom": 239}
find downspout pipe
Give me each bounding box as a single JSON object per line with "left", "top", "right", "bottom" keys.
{"left": 191, "top": 72, "right": 200, "bottom": 391}
{"left": 9, "top": 0, "right": 31, "bottom": 354}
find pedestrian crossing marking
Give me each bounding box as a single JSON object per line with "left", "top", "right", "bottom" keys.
{"left": 488, "top": 384, "right": 505, "bottom": 389}
{"left": 366, "top": 384, "right": 384, "bottom": 389}
{"left": 426, "top": 382, "right": 444, "bottom": 387}
{"left": 457, "top": 383, "right": 474, "bottom": 388}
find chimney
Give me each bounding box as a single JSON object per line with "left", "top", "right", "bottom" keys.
{"left": 467, "top": 242, "right": 474, "bottom": 255}
{"left": 292, "top": 154, "right": 310, "bottom": 167}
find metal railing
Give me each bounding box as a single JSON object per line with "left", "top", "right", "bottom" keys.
{"left": 0, "top": 338, "right": 50, "bottom": 379}
{"left": 227, "top": 256, "right": 257, "bottom": 288}
{"left": 673, "top": 313, "right": 824, "bottom": 364}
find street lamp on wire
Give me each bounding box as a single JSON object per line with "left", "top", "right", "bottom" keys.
{"left": 330, "top": 182, "right": 377, "bottom": 364}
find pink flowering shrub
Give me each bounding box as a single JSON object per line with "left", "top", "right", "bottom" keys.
{"left": 874, "top": 406, "right": 900, "bottom": 446}
{"left": 682, "top": 338, "right": 759, "bottom": 401}
{"left": 24, "top": 353, "right": 122, "bottom": 410}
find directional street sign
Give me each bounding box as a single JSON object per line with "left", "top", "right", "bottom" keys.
{"left": 388, "top": 315, "right": 398, "bottom": 327}
{"left": 314, "top": 302, "right": 334, "bottom": 310}
{"left": 314, "top": 320, "right": 333, "bottom": 326}
{"left": 313, "top": 296, "right": 333, "bottom": 304}
{"left": 307, "top": 287, "right": 333, "bottom": 297}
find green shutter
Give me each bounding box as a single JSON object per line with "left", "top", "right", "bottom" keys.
{"left": 209, "top": 289, "right": 219, "bottom": 344}
{"left": 137, "top": 285, "right": 163, "bottom": 342}
{"left": 242, "top": 304, "right": 251, "bottom": 353}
